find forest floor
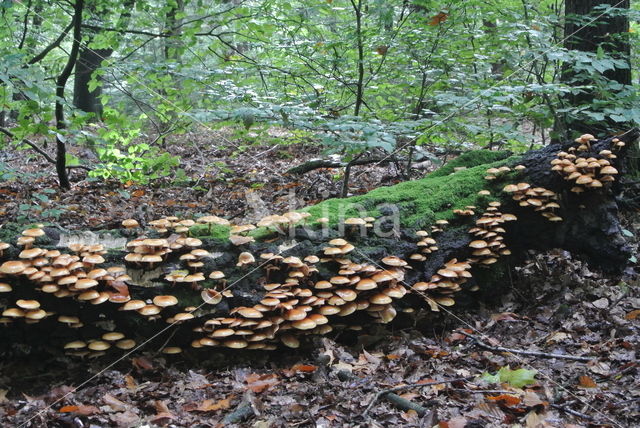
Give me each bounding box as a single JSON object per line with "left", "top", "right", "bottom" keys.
{"left": 0, "top": 128, "right": 638, "bottom": 427}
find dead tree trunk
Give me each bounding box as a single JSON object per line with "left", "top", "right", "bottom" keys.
{"left": 0, "top": 129, "right": 638, "bottom": 355}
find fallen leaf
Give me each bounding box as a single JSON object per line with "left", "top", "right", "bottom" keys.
{"left": 124, "top": 375, "right": 137, "bottom": 390}
{"left": 132, "top": 357, "right": 153, "bottom": 371}
{"left": 522, "top": 390, "right": 544, "bottom": 407}
{"left": 59, "top": 404, "right": 100, "bottom": 415}
{"left": 245, "top": 373, "right": 279, "bottom": 393}
{"left": 289, "top": 364, "right": 317, "bottom": 373}
{"left": 441, "top": 416, "right": 467, "bottom": 428}
{"left": 592, "top": 298, "right": 609, "bottom": 309}
{"left": 487, "top": 394, "right": 522, "bottom": 407}
{"left": 578, "top": 375, "right": 597, "bottom": 388}
{"left": 625, "top": 309, "right": 640, "bottom": 320}
{"left": 194, "top": 395, "right": 234, "bottom": 412}
{"left": 103, "top": 393, "right": 128, "bottom": 412}
{"left": 131, "top": 189, "right": 145, "bottom": 197}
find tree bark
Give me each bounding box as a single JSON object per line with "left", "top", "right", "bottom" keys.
{"left": 558, "top": 0, "right": 631, "bottom": 138}
{"left": 0, "top": 129, "right": 638, "bottom": 353}
{"left": 55, "top": 0, "right": 85, "bottom": 190}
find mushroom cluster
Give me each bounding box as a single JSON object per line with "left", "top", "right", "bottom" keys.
{"left": 502, "top": 183, "right": 562, "bottom": 222}
{"left": 466, "top": 202, "right": 516, "bottom": 265}
{"left": 0, "top": 194, "right": 531, "bottom": 355}
{"left": 0, "top": 238, "right": 130, "bottom": 329}
{"left": 410, "top": 231, "right": 438, "bottom": 262}
{"left": 189, "top": 248, "right": 410, "bottom": 350}
{"left": 550, "top": 150, "right": 618, "bottom": 194}
{"left": 484, "top": 165, "right": 512, "bottom": 181}
{"left": 411, "top": 258, "right": 471, "bottom": 310}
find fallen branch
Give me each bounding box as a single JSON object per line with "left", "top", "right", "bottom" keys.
{"left": 550, "top": 401, "right": 594, "bottom": 421}
{"left": 0, "top": 126, "right": 92, "bottom": 171}
{"left": 384, "top": 392, "right": 429, "bottom": 416}
{"left": 362, "top": 376, "right": 473, "bottom": 417}
{"left": 458, "top": 331, "right": 593, "bottom": 362}
{"left": 286, "top": 156, "right": 405, "bottom": 175}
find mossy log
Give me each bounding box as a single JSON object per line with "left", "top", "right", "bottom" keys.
{"left": 0, "top": 130, "right": 638, "bottom": 356}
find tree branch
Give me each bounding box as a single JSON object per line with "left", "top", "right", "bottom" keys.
{"left": 27, "top": 21, "right": 74, "bottom": 65}
{"left": 459, "top": 331, "right": 594, "bottom": 362}
{"left": 0, "top": 126, "right": 91, "bottom": 171}
{"left": 286, "top": 156, "right": 406, "bottom": 175}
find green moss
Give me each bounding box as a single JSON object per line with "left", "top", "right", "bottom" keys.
{"left": 429, "top": 150, "right": 512, "bottom": 178}
{"left": 304, "top": 151, "right": 520, "bottom": 228}
{"left": 189, "top": 224, "right": 231, "bottom": 241}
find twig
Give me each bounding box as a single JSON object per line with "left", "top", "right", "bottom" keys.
{"left": 550, "top": 403, "right": 595, "bottom": 421}
{"left": 362, "top": 376, "right": 473, "bottom": 417}
{"left": 384, "top": 392, "right": 429, "bottom": 416}
{"left": 0, "top": 126, "right": 92, "bottom": 171}
{"left": 458, "top": 331, "right": 593, "bottom": 362}
{"left": 447, "top": 388, "right": 513, "bottom": 394}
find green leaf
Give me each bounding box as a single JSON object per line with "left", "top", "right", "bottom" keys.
{"left": 481, "top": 366, "right": 537, "bottom": 388}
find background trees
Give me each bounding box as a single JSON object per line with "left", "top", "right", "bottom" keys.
{"left": 0, "top": 0, "right": 638, "bottom": 187}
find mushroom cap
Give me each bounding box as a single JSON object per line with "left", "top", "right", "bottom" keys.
{"left": 64, "top": 340, "right": 87, "bottom": 350}
{"left": 344, "top": 217, "right": 366, "bottom": 225}
{"left": 224, "top": 340, "right": 248, "bottom": 349}
{"left": 237, "top": 252, "right": 255, "bottom": 266}
{"left": 0, "top": 261, "right": 26, "bottom": 275}
{"left": 0, "top": 283, "right": 12, "bottom": 292}
{"left": 381, "top": 256, "right": 407, "bottom": 267}
{"left": 75, "top": 278, "right": 99, "bottom": 289}
{"left": 162, "top": 346, "right": 182, "bottom": 354}
{"left": 22, "top": 228, "right": 45, "bottom": 238}
{"left": 369, "top": 293, "right": 392, "bottom": 305}
{"left": 102, "top": 332, "right": 125, "bottom": 341}
{"left": 469, "top": 240, "right": 488, "bottom": 249}
{"left": 3, "top": 308, "right": 25, "bottom": 318}
{"left": 122, "top": 219, "right": 139, "bottom": 228}
{"left": 88, "top": 340, "right": 111, "bottom": 351}
{"left": 122, "top": 300, "right": 146, "bottom": 311}
{"left": 153, "top": 295, "right": 178, "bottom": 307}
{"left": 16, "top": 299, "right": 40, "bottom": 310}
{"left": 116, "top": 339, "right": 136, "bottom": 350}
{"left": 292, "top": 317, "right": 317, "bottom": 330}
{"left": 209, "top": 271, "right": 225, "bottom": 279}
{"left": 237, "top": 307, "right": 263, "bottom": 319}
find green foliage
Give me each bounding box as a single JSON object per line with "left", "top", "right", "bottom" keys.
{"left": 481, "top": 366, "right": 538, "bottom": 388}
{"left": 1, "top": 0, "right": 638, "bottom": 185}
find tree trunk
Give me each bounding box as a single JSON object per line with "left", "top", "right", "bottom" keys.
{"left": 55, "top": 0, "right": 85, "bottom": 190}
{"left": 557, "top": 0, "right": 632, "bottom": 138}
{"left": 73, "top": 47, "right": 112, "bottom": 117}
{"left": 0, "top": 129, "right": 638, "bottom": 354}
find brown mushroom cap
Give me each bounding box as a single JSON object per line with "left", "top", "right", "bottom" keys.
{"left": 16, "top": 299, "right": 40, "bottom": 310}
{"left": 116, "top": 339, "right": 136, "bottom": 350}
{"left": 122, "top": 219, "right": 139, "bottom": 228}
{"left": 162, "top": 346, "right": 182, "bottom": 354}
{"left": 153, "top": 295, "right": 178, "bottom": 307}
{"left": 87, "top": 340, "right": 111, "bottom": 351}
{"left": 0, "top": 261, "right": 26, "bottom": 275}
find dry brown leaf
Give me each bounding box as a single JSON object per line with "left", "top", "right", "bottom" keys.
{"left": 59, "top": 404, "right": 100, "bottom": 415}
{"left": 625, "top": 309, "right": 640, "bottom": 320}
{"left": 245, "top": 373, "right": 279, "bottom": 393}
{"left": 195, "top": 395, "right": 234, "bottom": 412}
{"left": 578, "top": 375, "right": 597, "bottom": 388}
{"left": 487, "top": 394, "right": 522, "bottom": 407}
{"left": 103, "top": 393, "right": 128, "bottom": 412}
{"left": 124, "top": 375, "right": 137, "bottom": 390}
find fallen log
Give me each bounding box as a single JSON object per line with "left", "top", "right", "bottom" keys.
{"left": 0, "top": 129, "right": 637, "bottom": 356}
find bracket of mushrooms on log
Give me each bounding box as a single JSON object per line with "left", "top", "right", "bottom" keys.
{"left": 0, "top": 130, "right": 637, "bottom": 357}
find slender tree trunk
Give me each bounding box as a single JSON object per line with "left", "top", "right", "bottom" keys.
{"left": 557, "top": 0, "right": 631, "bottom": 138}
{"left": 351, "top": 0, "right": 365, "bottom": 116}
{"left": 55, "top": 0, "right": 84, "bottom": 190}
